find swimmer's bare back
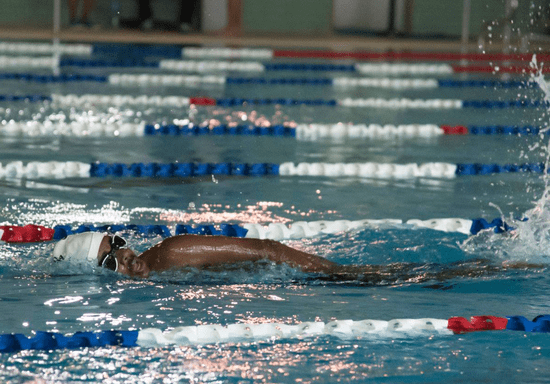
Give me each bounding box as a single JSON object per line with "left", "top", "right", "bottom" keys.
{"left": 138, "top": 234, "right": 339, "bottom": 273}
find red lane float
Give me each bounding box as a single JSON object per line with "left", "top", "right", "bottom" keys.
{"left": 189, "top": 97, "right": 217, "bottom": 106}
{"left": 441, "top": 125, "right": 468, "bottom": 135}
{"left": 447, "top": 316, "right": 508, "bottom": 334}
{"left": 273, "top": 50, "right": 550, "bottom": 62}
{"left": 0, "top": 224, "right": 54, "bottom": 243}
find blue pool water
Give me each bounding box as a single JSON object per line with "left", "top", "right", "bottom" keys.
{"left": 0, "top": 46, "right": 550, "bottom": 382}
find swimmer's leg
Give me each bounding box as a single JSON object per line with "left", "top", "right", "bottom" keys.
{"left": 318, "top": 258, "right": 547, "bottom": 285}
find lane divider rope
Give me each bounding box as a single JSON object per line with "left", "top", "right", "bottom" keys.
{"left": 0, "top": 56, "right": 58, "bottom": 69}
{"left": 0, "top": 216, "right": 515, "bottom": 244}
{"left": 109, "top": 73, "right": 225, "bottom": 86}
{"left": 5, "top": 94, "right": 538, "bottom": 109}
{"left": 109, "top": 74, "right": 530, "bottom": 89}
{"left": 3, "top": 56, "right": 544, "bottom": 75}
{"left": 182, "top": 47, "right": 274, "bottom": 59}
{"left": 119, "top": 123, "right": 550, "bottom": 138}
{"left": 127, "top": 59, "right": 550, "bottom": 75}
{"left": 50, "top": 94, "right": 189, "bottom": 107}
{"left": 93, "top": 44, "right": 182, "bottom": 58}
{"left": 160, "top": 61, "right": 550, "bottom": 75}
{"left": 453, "top": 65, "right": 550, "bottom": 74}
{"left": 0, "top": 43, "right": 91, "bottom": 55}
{"left": 0, "top": 161, "right": 543, "bottom": 180}
{"left": 159, "top": 59, "right": 264, "bottom": 72}
{"left": 355, "top": 63, "right": 550, "bottom": 75}
{"left": 0, "top": 315, "right": 548, "bottom": 352}
{"left": 1, "top": 121, "right": 545, "bottom": 139}
{"left": 0, "top": 72, "right": 108, "bottom": 83}
{"left": 141, "top": 123, "right": 548, "bottom": 139}
{"left": 292, "top": 124, "right": 543, "bottom": 140}
{"left": 0, "top": 42, "right": 177, "bottom": 58}
{"left": 184, "top": 47, "right": 550, "bottom": 62}
{"left": 0, "top": 121, "right": 147, "bottom": 137}
{"left": 0, "top": 43, "right": 543, "bottom": 63}
{"left": 58, "top": 58, "right": 159, "bottom": 68}
{"left": 0, "top": 72, "right": 535, "bottom": 90}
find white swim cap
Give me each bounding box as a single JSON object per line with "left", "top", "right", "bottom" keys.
{"left": 52, "top": 232, "right": 106, "bottom": 266}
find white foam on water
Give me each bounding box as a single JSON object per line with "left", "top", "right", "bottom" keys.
{"left": 461, "top": 55, "right": 550, "bottom": 264}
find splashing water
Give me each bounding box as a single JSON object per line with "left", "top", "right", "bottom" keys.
{"left": 461, "top": 54, "right": 550, "bottom": 263}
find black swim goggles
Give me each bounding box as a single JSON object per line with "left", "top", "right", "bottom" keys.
{"left": 98, "top": 235, "right": 127, "bottom": 272}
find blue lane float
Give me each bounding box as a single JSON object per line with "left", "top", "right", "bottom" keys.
{"left": 437, "top": 79, "right": 534, "bottom": 88}
{"left": 467, "top": 125, "right": 544, "bottom": 135}
{"left": 469, "top": 218, "right": 511, "bottom": 235}
{"left": 0, "top": 330, "right": 138, "bottom": 353}
{"left": 0, "top": 94, "right": 51, "bottom": 102}
{"left": 227, "top": 77, "right": 333, "bottom": 85}
{"left": 144, "top": 124, "right": 296, "bottom": 137}
{"left": 506, "top": 315, "right": 550, "bottom": 332}
{"left": 59, "top": 58, "right": 159, "bottom": 68}
{"left": 455, "top": 163, "right": 545, "bottom": 175}
{"left": 0, "top": 73, "right": 108, "bottom": 83}
{"left": 92, "top": 44, "right": 182, "bottom": 58}
{"left": 89, "top": 162, "right": 280, "bottom": 177}
{"left": 51, "top": 223, "right": 248, "bottom": 240}
{"left": 215, "top": 97, "right": 339, "bottom": 106}
{"left": 461, "top": 99, "right": 546, "bottom": 108}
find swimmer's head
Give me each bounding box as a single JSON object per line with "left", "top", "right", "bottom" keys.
{"left": 53, "top": 232, "right": 149, "bottom": 277}
{"left": 52, "top": 232, "right": 106, "bottom": 266}
{"left": 97, "top": 235, "right": 149, "bottom": 277}
{"left": 96, "top": 234, "right": 127, "bottom": 272}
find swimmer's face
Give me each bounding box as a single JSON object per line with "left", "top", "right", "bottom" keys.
{"left": 97, "top": 236, "right": 150, "bottom": 278}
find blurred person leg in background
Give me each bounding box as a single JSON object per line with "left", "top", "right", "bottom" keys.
{"left": 179, "top": 0, "right": 199, "bottom": 33}
{"left": 119, "top": 0, "right": 153, "bottom": 29}
{"left": 219, "top": 0, "right": 241, "bottom": 36}
{"left": 120, "top": 0, "right": 199, "bottom": 32}
{"left": 137, "top": 0, "right": 154, "bottom": 29}
{"left": 68, "top": 0, "right": 97, "bottom": 27}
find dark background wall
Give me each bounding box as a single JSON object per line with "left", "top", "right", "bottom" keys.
{"left": 0, "top": 0, "right": 547, "bottom": 39}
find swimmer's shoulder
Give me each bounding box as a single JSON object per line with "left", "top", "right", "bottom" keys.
{"left": 155, "top": 234, "right": 264, "bottom": 253}
{"left": 155, "top": 234, "right": 221, "bottom": 251}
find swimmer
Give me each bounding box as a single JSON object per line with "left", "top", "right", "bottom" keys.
{"left": 53, "top": 232, "right": 340, "bottom": 278}
{"left": 53, "top": 232, "right": 546, "bottom": 283}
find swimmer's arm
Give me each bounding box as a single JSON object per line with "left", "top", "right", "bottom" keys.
{"left": 502, "top": 261, "right": 546, "bottom": 269}
{"left": 139, "top": 235, "right": 339, "bottom": 273}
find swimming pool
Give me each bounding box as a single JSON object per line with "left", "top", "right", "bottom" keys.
{"left": 0, "top": 43, "right": 549, "bottom": 382}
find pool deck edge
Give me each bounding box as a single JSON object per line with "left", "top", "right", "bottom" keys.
{"left": 1, "top": 26, "right": 547, "bottom": 53}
